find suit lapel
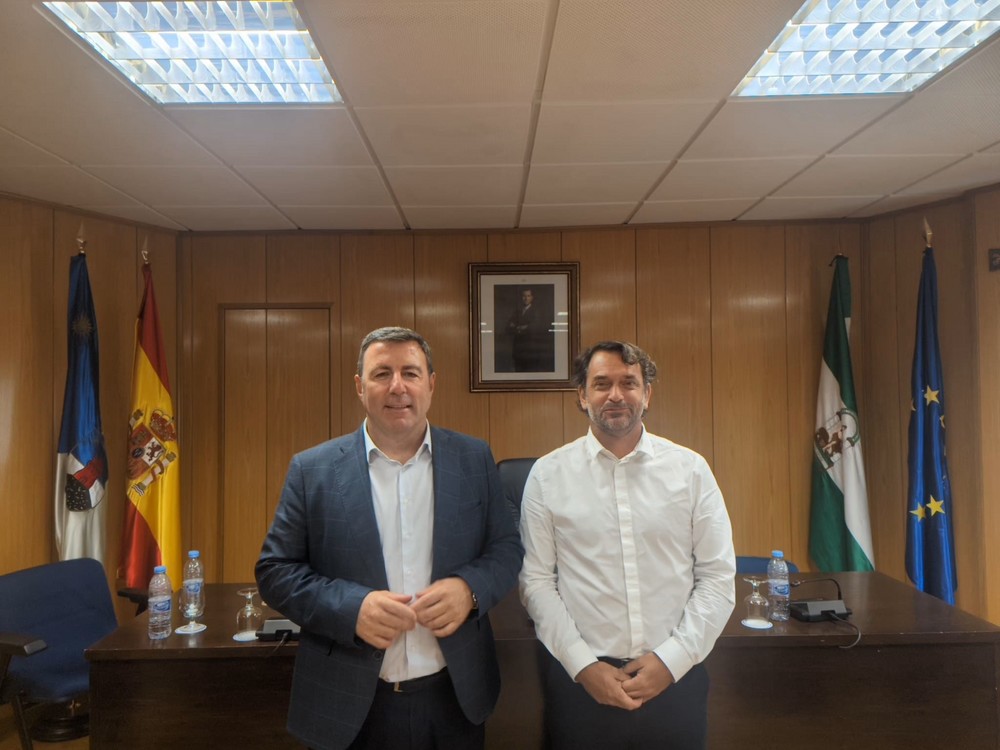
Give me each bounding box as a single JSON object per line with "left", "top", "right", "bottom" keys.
{"left": 430, "top": 427, "right": 462, "bottom": 580}
{"left": 337, "top": 427, "right": 389, "bottom": 590}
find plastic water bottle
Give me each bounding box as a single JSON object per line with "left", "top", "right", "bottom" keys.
{"left": 180, "top": 550, "right": 205, "bottom": 623}
{"left": 147, "top": 565, "right": 173, "bottom": 640}
{"left": 768, "top": 550, "right": 790, "bottom": 621}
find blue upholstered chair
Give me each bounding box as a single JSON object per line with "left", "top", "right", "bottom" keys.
{"left": 496, "top": 457, "right": 537, "bottom": 526}
{"left": 0, "top": 558, "right": 118, "bottom": 750}
{"left": 736, "top": 555, "right": 800, "bottom": 574}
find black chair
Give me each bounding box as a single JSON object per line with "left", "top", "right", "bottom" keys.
{"left": 496, "top": 457, "right": 537, "bottom": 526}
{"left": 0, "top": 558, "right": 118, "bottom": 750}
{"left": 736, "top": 555, "right": 800, "bottom": 574}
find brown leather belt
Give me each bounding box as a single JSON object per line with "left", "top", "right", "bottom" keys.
{"left": 379, "top": 668, "right": 449, "bottom": 694}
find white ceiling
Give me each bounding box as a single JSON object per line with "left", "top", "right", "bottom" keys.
{"left": 2, "top": 0, "right": 1000, "bottom": 233}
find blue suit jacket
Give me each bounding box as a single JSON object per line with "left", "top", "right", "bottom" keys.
{"left": 256, "top": 425, "right": 523, "bottom": 750}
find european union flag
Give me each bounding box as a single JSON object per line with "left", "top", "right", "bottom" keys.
{"left": 905, "top": 247, "right": 956, "bottom": 604}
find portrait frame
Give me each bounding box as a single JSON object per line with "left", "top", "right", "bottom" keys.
{"left": 469, "top": 262, "right": 580, "bottom": 392}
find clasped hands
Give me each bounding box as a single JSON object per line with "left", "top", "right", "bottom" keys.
{"left": 575, "top": 653, "right": 675, "bottom": 710}
{"left": 356, "top": 577, "right": 473, "bottom": 649}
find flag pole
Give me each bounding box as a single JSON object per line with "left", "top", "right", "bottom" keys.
{"left": 922, "top": 217, "right": 933, "bottom": 248}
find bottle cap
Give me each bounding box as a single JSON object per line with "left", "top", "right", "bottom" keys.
{"left": 771, "top": 550, "right": 784, "bottom": 558}
{"left": 188, "top": 550, "right": 200, "bottom": 558}
{"left": 154, "top": 565, "right": 167, "bottom": 573}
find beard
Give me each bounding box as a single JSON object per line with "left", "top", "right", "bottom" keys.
{"left": 588, "top": 401, "right": 644, "bottom": 437}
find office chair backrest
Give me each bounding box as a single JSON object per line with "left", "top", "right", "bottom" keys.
{"left": 0, "top": 557, "right": 117, "bottom": 704}
{"left": 496, "top": 457, "right": 537, "bottom": 526}
{"left": 735, "top": 555, "right": 800, "bottom": 574}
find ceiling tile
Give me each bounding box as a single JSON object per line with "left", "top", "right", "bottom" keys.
{"left": 519, "top": 203, "right": 633, "bottom": 228}
{"left": 0, "top": 129, "right": 65, "bottom": 167}
{"left": 355, "top": 105, "right": 531, "bottom": 166}
{"left": 85, "top": 166, "right": 267, "bottom": 206}
{"left": 850, "top": 192, "right": 958, "bottom": 218}
{"left": 238, "top": 166, "right": 392, "bottom": 205}
{"left": 154, "top": 206, "right": 296, "bottom": 231}
{"left": 76, "top": 204, "right": 186, "bottom": 231}
{"left": 280, "top": 205, "right": 405, "bottom": 230}
{"left": 168, "top": 107, "right": 373, "bottom": 167}
{"left": 0, "top": 165, "right": 135, "bottom": 207}
{"left": 532, "top": 100, "right": 717, "bottom": 164}
{"left": 650, "top": 157, "right": 814, "bottom": 200}
{"left": 525, "top": 163, "right": 665, "bottom": 204}
{"left": 741, "top": 195, "right": 882, "bottom": 221}
{"left": 686, "top": 98, "right": 899, "bottom": 159}
{"left": 385, "top": 165, "right": 523, "bottom": 206}
{"left": 543, "top": 0, "right": 804, "bottom": 101}
{"left": 776, "top": 154, "right": 964, "bottom": 197}
{"left": 300, "top": 0, "right": 548, "bottom": 106}
{"left": 403, "top": 205, "right": 517, "bottom": 230}
{"left": 631, "top": 198, "right": 758, "bottom": 224}
{"left": 897, "top": 153, "right": 1000, "bottom": 196}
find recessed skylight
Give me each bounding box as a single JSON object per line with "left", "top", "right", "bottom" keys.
{"left": 734, "top": 0, "right": 1000, "bottom": 97}
{"left": 43, "top": 2, "right": 341, "bottom": 105}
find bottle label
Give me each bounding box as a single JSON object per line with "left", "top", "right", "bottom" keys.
{"left": 769, "top": 580, "right": 790, "bottom": 597}
{"left": 149, "top": 594, "right": 172, "bottom": 614}
{"left": 183, "top": 578, "right": 203, "bottom": 596}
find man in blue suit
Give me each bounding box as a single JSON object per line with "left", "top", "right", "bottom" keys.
{"left": 257, "top": 327, "right": 524, "bottom": 750}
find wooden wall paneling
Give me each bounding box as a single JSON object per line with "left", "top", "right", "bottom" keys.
{"left": 177, "top": 236, "right": 195, "bottom": 566}
{"left": 561, "top": 229, "right": 637, "bottom": 445}
{"left": 339, "top": 235, "right": 415, "bottom": 434}
{"left": 222, "top": 310, "right": 267, "bottom": 582}
{"left": 861, "top": 217, "right": 904, "bottom": 577}
{"left": 53, "top": 212, "right": 136, "bottom": 591}
{"left": 784, "top": 223, "right": 863, "bottom": 571}
{"left": 0, "top": 198, "right": 53, "bottom": 573}
{"left": 189, "top": 235, "right": 266, "bottom": 582}
{"left": 635, "top": 227, "right": 714, "bottom": 464}
{"left": 266, "top": 233, "right": 342, "bottom": 479}
{"left": 265, "top": 309, "right": 332, "bottom": 541}
{"left": 710, "top": 225, "right": 791, "bottom": 558}
{"left": 896, "top": 204, "right": 984, "bottom": 616}
{"left": 413, "top": 234, "right": 490, "bottom": 441}
{"left": 974, "top": 187, "right": 1000, "bottom": 623}
{"left": 485, "top": 231, "right": 566, "bottom": 461}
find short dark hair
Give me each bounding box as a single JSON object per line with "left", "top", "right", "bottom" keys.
{"left": 571, "top": 341, "right": 657, "bottom": 390}
{"left": 357, "top": 327, "right": 434, "bottom": 377}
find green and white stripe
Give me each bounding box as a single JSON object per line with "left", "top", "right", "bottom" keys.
{"left": 809, "top": 257, "right": 874, "bottom": 572}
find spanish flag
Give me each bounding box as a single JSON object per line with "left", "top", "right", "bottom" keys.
{"left": 118, "top": 263, "right": 181, "bottom": 590}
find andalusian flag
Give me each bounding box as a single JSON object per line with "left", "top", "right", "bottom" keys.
{"left": 55, "top": 253, "right": 108, "bottom": 563}
{"left": 905, "top": 247, "right": 956, "bottom": 604}
{"left": 118, "top": 263, "right": 181, "bottom": 589}
{"left": 809, "top": 256, "right": 874, "bottom": 572}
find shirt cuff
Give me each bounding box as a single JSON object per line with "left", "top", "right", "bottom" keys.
{"left": 652, "top": 638, "right": 695, "bottom": 683}
{"left": 563, "top": 641, "right": 599, "bottom": 681}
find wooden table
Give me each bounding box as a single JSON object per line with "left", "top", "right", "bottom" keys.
{"left": 86, "top": 574, "right": 1000, "bottom": 749}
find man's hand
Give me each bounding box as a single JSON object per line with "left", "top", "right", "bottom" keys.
{"left": 621, "top": 653, "right": 674, "bottom": 702}
{"left": 356, "top": 591, "right": 417, "bottom": 649}
{"left": 411, "top": 577, "right": 474, "bottom": 638}
{"left": 575, "top": 662, "right": 642, "bottom": 710}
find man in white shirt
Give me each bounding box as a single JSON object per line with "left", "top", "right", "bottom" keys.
{"left": 519, "top": 340, "right": 736, "bottom": 749}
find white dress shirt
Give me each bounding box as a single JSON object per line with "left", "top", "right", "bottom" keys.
{"left": 519, "top": 428, "right": 735, "bottom": 683}
{"left": 364, "top": 420, "right": 446, "bottom": 682}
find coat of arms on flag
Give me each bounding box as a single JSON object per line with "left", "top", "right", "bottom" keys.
{"left": 127, "top": 407, "right": 178, "bottom": 496}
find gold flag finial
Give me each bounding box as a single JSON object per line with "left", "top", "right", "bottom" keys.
{"left": 923, "top": 217, "right": 933, "bottom": 248}
{"left": 76, "top": 223, "right": 87, "bottom": 255}
{"left": 141, "top": 236, "right": 150, "bottom": 265}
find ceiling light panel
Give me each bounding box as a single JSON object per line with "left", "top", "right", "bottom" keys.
{"left": 43, "top": 2, "right": 341, "bottom": 104}
{"left": 734, "top": 0, "right": 1000, "bottom": 96}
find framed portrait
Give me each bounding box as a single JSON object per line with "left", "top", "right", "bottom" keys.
{"left": 469, "top": 262, "right": 580, "bottom": 392}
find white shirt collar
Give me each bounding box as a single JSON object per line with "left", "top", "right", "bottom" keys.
{"left": 584, "top": 424, "right": 654, "bottom": 461}
{"left": 362, "top": 419, "right": 433, "bottom": 463}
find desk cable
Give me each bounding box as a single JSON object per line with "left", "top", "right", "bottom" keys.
{"left": 266, "top": 631, "right": 291, "bottom": 657}
{"left": 827, "top": 611, "right": 862, "bottom": 649}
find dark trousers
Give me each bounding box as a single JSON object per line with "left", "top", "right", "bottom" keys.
{"left": 345, "top": 669, "right": 484, "bottom": 750}
{"left": 541, "top": 650, "right": 709, "bottom": 750}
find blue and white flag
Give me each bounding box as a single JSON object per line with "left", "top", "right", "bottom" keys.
{"left": 905, "top": 247, "right": 956, "bottom": 604}
{"left": 54, "top": 253, "right": 108, "bottom": 563}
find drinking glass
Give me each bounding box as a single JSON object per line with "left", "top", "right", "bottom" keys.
{"left": 233, "top": 587, "right": 263, "bottom": 642}
{"left": 741, "top": 576, "right": 773, "bottom": 630}
{"left": 175, "top": 580, "right": 206, "bottom": 634}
